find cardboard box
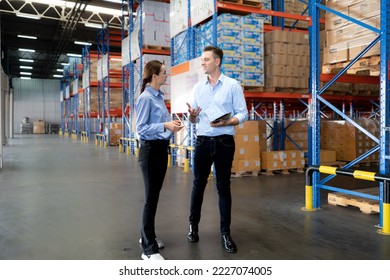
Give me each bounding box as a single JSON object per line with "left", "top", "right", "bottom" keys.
{"left": 232, "top": 158, "right": 261, "bottom": 173}
{"left": 323, "top": 46, "right": 348, "bottom": 64}
{"left": 33, "top": 120, "right": 45, "bottom": 134}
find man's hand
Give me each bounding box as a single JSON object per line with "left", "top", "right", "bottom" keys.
{"left": 186, "top": 102, "right": 201, "bottom": 123}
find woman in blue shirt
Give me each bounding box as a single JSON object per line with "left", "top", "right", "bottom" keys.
{"left": 136, "top": 60, "right": 183, "bottom": 260}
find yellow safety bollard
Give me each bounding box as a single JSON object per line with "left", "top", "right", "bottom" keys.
{"left": 382, "top": 203, "right": 390, "bottom": 235}
{"left": 119, "top": 143, "right": 122, "bottom": 153}
{"left": 135, "top": 147, "right": 139, "bottom": 158}
{"left": 95, "top": 137, "right": 98, "bottom": 146}
{"left": 184, "top": 158, "right": 189, "bottom": 173}
{"left": 304, "top": 185, "right": 313, "bottom": 211}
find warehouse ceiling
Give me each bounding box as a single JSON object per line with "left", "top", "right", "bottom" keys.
{"left": 0, "top": 0, "right": 127, "bottom": 81}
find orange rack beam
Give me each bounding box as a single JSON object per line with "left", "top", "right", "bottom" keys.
{"left": 216, "top": 2, "right": 325, "bottom": 25}
{"left": 320, "top": 73, "right": 380, "bottom": 84}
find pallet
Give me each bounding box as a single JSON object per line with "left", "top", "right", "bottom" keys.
{"left": 243, "top": 86, "right": 264, "bottom": 92}
{"left": 264, "top": 87, "right": 309, "bottom": 93}
{"left": 322, "top": 55, "right": 381, "bottom": 76}
{"left": 219, "top": 0, "right": 262, "bottom": 8}
{"left": 231, "top": 170, "right": 260, "bottom": 177}
{"left": 142, "top": 45, "right": 170, "bottom": 51}
{"left": 260, "top": 167, "right": 304, "bottom": 176}
{"left": 328, "top": 187, "right": 379, "bottom": 215}
{"left": 320, "top": 161, "right": 346, "bottom": 167}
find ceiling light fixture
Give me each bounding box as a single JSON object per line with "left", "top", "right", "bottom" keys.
{"left": 20, "top": 72, "right": 32, "bottom": 75}
{"left": 19, "top": 48, "right": 35, "bottom": 53}
{"left": 16, "top": 13, "right": 41, "bottom": 20}
{"left": 57, "top": 69, "right": 64, "bottom": 72}
{"left": 104, "top": 0, "right": 123, "bottom": 4}
{"left": 28, "top": 1, "right": 122, "bottom": 16}
{"left": 61, "top": 63, "right": 70, "bottom": 66}
{"left": 20, "top": 66, "right": 33, "bottom": 69}
{"left": 74, "top": 41, "right": 92, "bottom": 46}
{"left": 17, "top": 35, "right": 38, "bottom": 40}
{"left": 67, "top": 53, "right": 82, "bottom": 58}
{"left": 19, "top": 59, "right": 34, "bottom": 63}
{"left": 84, "top": 22, "right": 104, "bottom": 29}
{"left": 53, "top": 74, "right": 63, "bottom": 78}
{"left": 20, "top": 77, "right": 32, "bottom": 80}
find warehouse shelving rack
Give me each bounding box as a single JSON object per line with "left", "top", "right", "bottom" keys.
{"left": 307, "top": 0, "right": 389, "bottom": 230}
{"left": 60, "top": 57, "right": 83, "bottom": 139}
{"left": 72, "top": 63, "right": 83, "bottom": 140}
{"left": 61, "top": 70, "right": 72, "bottom": 138}
{"left": 59, "top": 82, "right": 66, "bottom": 136}
{"left": 169, "top": 0, "right": 319, "bottom": 163}
{"left": 120, "top": 0, "right": 131, "bottom": 154}
{"left": 95, "top": 26, "right": 124, "bottom": 147}
{"left": 80, "top": 46, "right": 96, "bottom": 142}
{"left": 217, "top": 1, "right": 381, "bottom": 153}
{"left": 121, "top": 0, "right": 171, "bottom": 155}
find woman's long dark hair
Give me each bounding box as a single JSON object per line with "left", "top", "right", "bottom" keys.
{"left": 141, "top": 60, "right": 163, "bottom": 93}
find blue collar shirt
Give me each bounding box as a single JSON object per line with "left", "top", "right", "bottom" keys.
{"left": 135, "top": 85, "right": 171, "bottom": 140}
{"left": 189, "top": 73, "right": 248, "bottom": 136}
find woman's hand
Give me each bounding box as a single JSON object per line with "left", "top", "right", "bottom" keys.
{"left": 164, "top": 120, "right": 183, "bottom": 132}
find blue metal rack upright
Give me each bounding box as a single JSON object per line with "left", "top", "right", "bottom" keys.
{"left": 120, "top": 0, "right": 130, "bottom": 154}
{"left": 96, "top": 24, "right": 112, "bottom": 147}
{"left": 307, "top": 0, "right": 389, "bottom": 230}
{"left": 125, "top": 0, "right": 139, "bottom": 155}
{"left": 82, "top": 46, "right": 93, "bottom": 142}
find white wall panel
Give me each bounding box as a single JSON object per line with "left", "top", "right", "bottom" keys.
{"left": 13, "top": 78, "right": 61, "bottom": 133}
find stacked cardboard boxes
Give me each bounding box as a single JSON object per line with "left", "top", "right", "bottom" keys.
{"left": 283, "top": 0, "right": 309, "bottom": 29}
{"left": 284, "top": 119, "right": 308, "bottom": 150}
{"left": 261, "top": 150, "right": 305, "bottom": 173}
{"left": 232, "top": 120, "right": 268, "bottom": 174}
{"left": 321, "top": 119, "right": 379, "bottom": 162}
{"left": 33, "top": 120, "right": 46, "bottom": 134}
{"left": 106, "top": 123, "right": 122, "bottom": 146}
{"left": 264, "top": 30, "right": 309, "bottom": 90}
{"left": 323, "top": 0, "right": 380, "bottom": 64}
{"left": 136, "top": 1, "right": 170, "bottom": 48}
{"left": 195, "top": 13, "right": 264, "bottom": 87}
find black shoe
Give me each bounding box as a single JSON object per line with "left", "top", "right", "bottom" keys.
{"left": 221, "top": 234, "right": 237, "bottom": 253}
{"left": 187, "top": 224, "right": 199, "bottom": 242}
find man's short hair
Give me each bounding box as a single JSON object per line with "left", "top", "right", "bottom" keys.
{"left": 203, "top": 46, "right": 224, "bottom": 64}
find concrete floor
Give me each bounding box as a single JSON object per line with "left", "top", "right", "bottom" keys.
{"left": 0, "top": 134, "right": 390, "bottom": 260}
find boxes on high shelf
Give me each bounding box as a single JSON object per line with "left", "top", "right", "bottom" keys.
{"left": 264, "top": 30, "right": 309, "bottom": 89}
{"left": 136, "top": 1, "right": 170, "bottom": 48}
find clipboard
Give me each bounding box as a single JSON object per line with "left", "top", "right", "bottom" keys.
{"left": 211, "top": 112, "right": 231, "bottom": 124}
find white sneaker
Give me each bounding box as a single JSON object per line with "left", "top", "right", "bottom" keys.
{"left": 141, "top": 253, "right": 165, "bottom": 260}
{"left": 139, "top": 238, "right": 165, "bottom": 249}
